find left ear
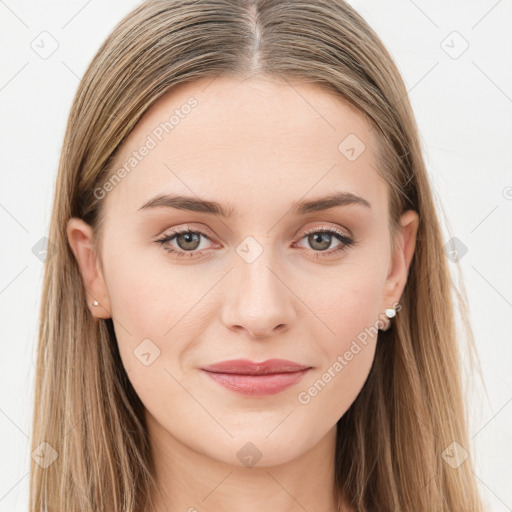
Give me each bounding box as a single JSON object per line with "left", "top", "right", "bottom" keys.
{"left": 382, "top": 209, "right": 419, "bottom": 308}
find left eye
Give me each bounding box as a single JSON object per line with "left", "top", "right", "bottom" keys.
{"left": 155, "top": 226, "right": 355, "bottom": 259}
{"left": 295, "top": 226, "right": 355, "bottom": 256}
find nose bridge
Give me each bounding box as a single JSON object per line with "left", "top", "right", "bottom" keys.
{"left": 221, "top": 235, "right": 295, "bottom": 337}
{"left": 240, "top": 249, "right": 279, "bottom": 300}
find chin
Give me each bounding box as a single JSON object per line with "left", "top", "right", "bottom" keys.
{"left": 205, "top": 431, "right": 316, "bottom": 469}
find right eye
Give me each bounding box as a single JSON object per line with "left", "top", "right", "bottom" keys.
{"left": 155, "top": 227, "right": 216, "bottom": 259}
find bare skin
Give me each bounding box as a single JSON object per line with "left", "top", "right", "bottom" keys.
{"left": 68, "top": 75, "right": 418, "bottom": 512}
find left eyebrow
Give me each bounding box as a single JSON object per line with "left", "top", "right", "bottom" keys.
{"left": 289, "top": 192, "right": 371, "bottom": 215}
{"left": 137, "top": 191, "right": 371, "bottom": 217}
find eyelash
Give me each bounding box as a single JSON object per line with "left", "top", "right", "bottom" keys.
{"left": 155, "top": 225, "right": 355, "bottom": 260}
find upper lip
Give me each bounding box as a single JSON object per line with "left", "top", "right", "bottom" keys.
{"left": 201, "top": 358, "right": 311, "bottom": 375}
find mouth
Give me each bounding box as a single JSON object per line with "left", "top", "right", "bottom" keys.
{"left": 200, "top": 358, "right": 312, "bottom": 396}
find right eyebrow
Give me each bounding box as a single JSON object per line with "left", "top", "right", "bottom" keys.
{"left": 138, "top": 194, "right": 235, "bottom": 217}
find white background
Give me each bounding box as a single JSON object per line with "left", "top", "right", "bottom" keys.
{"left": 0, "top": 1, "right": 511, "bottom": 510}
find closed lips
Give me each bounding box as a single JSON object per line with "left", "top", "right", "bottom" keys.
{"left": 201, "top": 359, "right": 312, "bottom": 397}
{"left": 201, "top": 358, "right": 312, "bottom": 375}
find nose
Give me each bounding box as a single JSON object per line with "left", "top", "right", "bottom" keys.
{"left": 221, "top": 252, "right": 297, "bottom": 339}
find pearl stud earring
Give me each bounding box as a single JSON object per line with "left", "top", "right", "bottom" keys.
{"left": 379, "top": 307, "right": 397, "bottom": 332}
{"left": 385, "top": 307, "right": 396, "bottom": 318}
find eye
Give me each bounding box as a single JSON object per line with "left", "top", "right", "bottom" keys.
{"left": 294, "top": 226, "right": 355, "bottom": 258}
{"left": 155, "top": 225, "right": 216, "bottom": 259}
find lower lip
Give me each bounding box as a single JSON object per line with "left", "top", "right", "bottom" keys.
{"left": 202, "top": 369, "right": 311, "bottom": 396}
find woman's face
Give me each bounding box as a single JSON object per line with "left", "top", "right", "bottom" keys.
{"left": 69, "top": 75, "right": 418, "bottom": 468}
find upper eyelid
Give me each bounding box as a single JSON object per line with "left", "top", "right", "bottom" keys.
{"left": 157, "top": 223, "right": 214, "bottom": 239}
{"left": 302, "top": 224, "right": 351, "bottom": 237}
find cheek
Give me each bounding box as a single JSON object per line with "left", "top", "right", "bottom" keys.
{"left": 296, "top": 262, "right": 385, "bottom": 409}
{"left": 100, "top": 246, "right": 174, "bottom": 365}
{"left": 295, "top": 281, "right": 383, "bottom": 427}
{"left": 305, "top": 261, "right": 386, "bottom": 346}
{"left": 101, "top": 245, "right": 216, "bottom": 383}
{"left": 102, "top": 238, "right": 188, "bottom": 331}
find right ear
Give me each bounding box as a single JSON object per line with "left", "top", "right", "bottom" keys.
{"left": 66, "top": 217, "right": 112, "bottom": 319}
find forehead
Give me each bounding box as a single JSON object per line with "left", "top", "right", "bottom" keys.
{"left": 103, "top": 75, "right": 386, "bottom": 218}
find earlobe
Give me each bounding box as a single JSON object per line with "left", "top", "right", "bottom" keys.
{"left": 66, "top": 217, "right": 111, "bottom": 319}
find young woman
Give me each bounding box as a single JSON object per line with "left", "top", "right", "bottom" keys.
{"left": 30, "top": 1, "right": 485, "bottom": 510}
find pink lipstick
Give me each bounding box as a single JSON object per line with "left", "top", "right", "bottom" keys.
{"left": 201, "top": 358, "right": 311, "bottom": 396}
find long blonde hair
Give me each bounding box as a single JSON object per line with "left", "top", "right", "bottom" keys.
{"left": 30, "top": 1, "right": 486, "bottom": 510}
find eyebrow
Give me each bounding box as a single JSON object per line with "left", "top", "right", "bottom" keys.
{"left": 138, "top": 191, "right": 371, "bottom": 217}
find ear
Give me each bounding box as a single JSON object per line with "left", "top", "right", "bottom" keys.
{"left": 382, "top": 209, "right": 419, "bottom": 310}
{"left": 66, "top": 217, "right": 111, "bottom": 319}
